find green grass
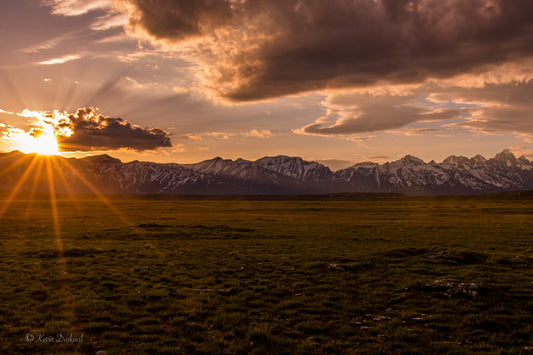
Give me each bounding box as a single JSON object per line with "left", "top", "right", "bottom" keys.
{"left": 0, "top": 198, "right": 532, "bottom": 354}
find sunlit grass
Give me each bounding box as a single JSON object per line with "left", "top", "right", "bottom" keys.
{"left": 0, "top": 198, "right": 532, "bottom": 353}
{"left": 0, "top": 153, "right": 146, "bottom": 354}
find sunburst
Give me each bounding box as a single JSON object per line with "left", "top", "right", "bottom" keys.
{"left": 3, "top": 109, "right": 74, "bottom": 155}
{"left": 17, "top": 129, "right": 60, "bottom": 155}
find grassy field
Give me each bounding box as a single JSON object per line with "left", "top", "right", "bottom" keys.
{"left": 0, "top": 197, "right": 532, "bottom": 354}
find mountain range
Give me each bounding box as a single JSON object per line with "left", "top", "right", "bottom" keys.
{"left": 1, "top": 149, "right": 532, "bottom": 195}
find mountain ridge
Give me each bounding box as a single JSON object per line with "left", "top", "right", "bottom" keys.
{"left": 0, "top": 150, "right": 531, "bottom": 195}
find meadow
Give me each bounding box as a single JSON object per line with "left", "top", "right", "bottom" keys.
{"left": 0, "top": 197, "right": 532, "bottom": 354}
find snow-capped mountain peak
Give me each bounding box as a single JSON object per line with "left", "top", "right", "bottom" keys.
{"left": 254, "top": 155, "right": 332, "bottom": 183}
{"left": 0, "top": 150, "right": 531, "bottom": 195}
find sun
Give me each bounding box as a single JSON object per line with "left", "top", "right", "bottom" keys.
{"left": 4, "top": 127, "right": 60, "bottom": 155}
{"left": 2, "top": 109, "right": 73, "bottom": 155}
{"left": 18, "top": 130, "right": 60, "bottom": 155}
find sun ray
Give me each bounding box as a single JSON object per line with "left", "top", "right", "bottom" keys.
{"left": 55, "top": 158, "right": 164, "bottom": 256}
{"left": 0, "top": 70, "right": 26, "bottom": 109}
{"left": 56, "top": 158, "right": 136, "bottom": 226}
{"left": 0, "top": 153, "right": 34, "bottom": 179}
{"left": 44, "top": 156, "right": 76, "bottom": 326}
{"left": 23, "top": 157, "right": 45, "bottom": 219}
{"left": 50, "top": 156, "right": 81, "bottom": 205}
{"left": 0, "top": 154, "right": 40, "bottom": 219}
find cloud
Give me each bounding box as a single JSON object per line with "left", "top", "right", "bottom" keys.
{"left": 404, "top": 128, "right": 441, "bottom": 136}
{"left": 343, "top": 136, "right": 373, "bottom": 143}
{"left": 42, "top": 0, "right": 112, "bottom": 16}
{"left": 39, "top": 54, "right": 82, "bottom": 65}
{"left": 184, "top": 134, "right": 202, "bottom": 140}
{"left": 42, "top": 0, "right": 129, "bottom": 35}
{"left": 90, "top": 13, "right": 129, "bottom": 30}
{"left": 243, "top": 129, "right": 272, "bottom": 138}
{"left": 205, "top": 131, "right": 232, "bottom": 140}
{"left": 60, "top": 107, "right": 172, "bottom": 151}
{"left": 124, "top": 76, "right": 147, "bottom": 89}
{"left": 21, "top": 107, "right": 172, "bottom": 151}
{"left": 183, "top": 129, "right": 273, "bottom": 141}
{"left": 429, "top": 81, "right": 533, "bottom": 138}
{"left": 22, "top": 34, "right": 70, "bottom": 53}
{"left": 296, "top": 92, "right": 462, "bottom": 135}
{"left": 295, "top": 77, "right": 533, "bottom": 138}
{"left": 172, "top": 86, "right": 190, "bottom": 95}
{"left": 113, "top": 0, "right": 533, "bottom": 101}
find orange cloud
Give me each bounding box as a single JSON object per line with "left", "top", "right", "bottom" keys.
{"left": 243, "top": 129, "right": 272, "bottom": 138}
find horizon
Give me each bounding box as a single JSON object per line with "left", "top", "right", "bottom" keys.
{"left": 1, "top": 1, "right": 532, "bottom": 165}
{"left": 0, "top": 147, "right": 526, "bottom": 172}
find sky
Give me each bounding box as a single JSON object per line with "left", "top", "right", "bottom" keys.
{"left": 0, "top": 0, "right": 532, "bottom": 169}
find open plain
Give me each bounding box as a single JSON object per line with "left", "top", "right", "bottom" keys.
{"left": 1, "top": 196, "right": 532, "bottom": 354}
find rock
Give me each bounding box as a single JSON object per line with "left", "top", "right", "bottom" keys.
{"left": 429, "top": 279, "right": 480, "bottom": 298}
{"left": 515, "top": 255, "right": 533, "bottom": 264}
{"left": 372, "top": 316, "right": 390, "bottom": 322}
{"left": 327, "top": 263, "right": 345, "bottom": 271}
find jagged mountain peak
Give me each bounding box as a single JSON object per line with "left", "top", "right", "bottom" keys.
{"left": 494, "top": 149, "right": 517, "bottom": 162}
{"left": 256, "top": 155, "right": 329, "bottom": 168}
{"left": 255, "top": 155, "right": 331, "bottom": 183}
{"left": 256, "top": 155, "right": 304, "bottom": 164}
{"left": 399, "top": 155, "right": 425, "bottom": 165}
{"left": 352, "top": 161, "right": 379, "bottom": 168}
{"left": 471, "top": 154, "right": 487, "bottom": 164}
{"left": 191, "top": 157, "right": 241, "bottom": 174}
{"left": 203, "top": 156, "right": 225, "bottom": 163}
{"left": 81, "top": 154, "right": 122, "bottom": 164}
{"left": 442, "top": 155, "right": 469, "bottom": 165}
{"left": 518, "top": 155, "right": 531, "bottom": 164}
{"left": 197, "top": 156, "right": 239, "bottom": 166}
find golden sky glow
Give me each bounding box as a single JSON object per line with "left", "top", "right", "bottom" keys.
{"left": 0, "top": 0, "right": 532, "bottom": 165}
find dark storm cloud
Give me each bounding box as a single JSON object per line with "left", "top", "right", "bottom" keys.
{"left": 57, "top": 107, "right": 172, "bottom": 151}
{"left": 126, "top": 0, "right": 233, "bottom": 41}
{"left": 118, "top": 0, "right": 533, "bottom": 101}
